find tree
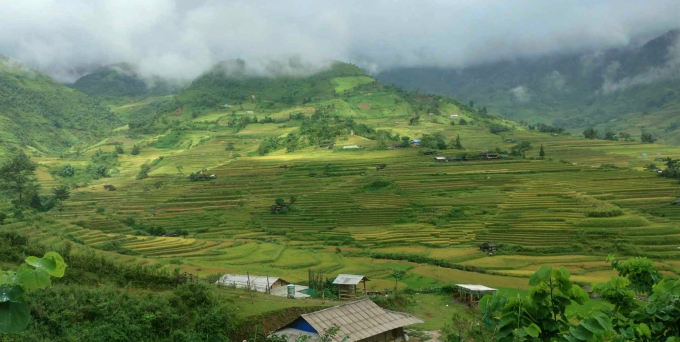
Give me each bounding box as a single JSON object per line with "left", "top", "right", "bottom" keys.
{"left": 289, "top": 195, "right": 297, "bottom": 205}
{"left": 469, "top": 100, "right": 474, "bottom": 108}
{"left": 285, "top": 133, "right": 300, "bottom": 153}
{"left": 604, "top": 131, "right": 618, "bottom": 141}
{"left": 640, "top": 131, "right": 657, "bottom": 143}
{"left": 131, "top": 145, "right": 141, "bottom": 155}
{"left": 225, "top": 142, "right": 235, "bottom": 151}
{"left": 453, "top": 135, "right": 463, "bottom": 150}
{"left": 275, "top": 197, "right": 286, "bottom": 206}
{"left": 459, "top": 118, "right": 468, "bottom": 125}
{"left": 0, "top": 150, "right": 39, "bottom": 206}
{"left": 539, "top": 144, "right": 545, "bottom": 159}
{"left": 511, "top": 141, "right": 532, "bottom": 158}
{"left": 176, "top": 165, "right": 184, "bottom": 175}
{"left": 137, "top": 163, "right": 151, "bottom": 180}
{"left": 52, "top": 185, "right": 70, "bottom": 212}
{"left": 400, "top": 136, "right": 411, "bottom": 148}
{"left": 0, "top": 212, "right": 6, "bottom": 225}
{"left": 391, "top": 269, "right": 407, "bottom": 292}
{"left": 583, "top": 127, "right": 599, "bottom": 139}
{"left": 115, "top": 145, "right": 124, "bottom": 154}
{"left": 257, "top": 136, "right": 279, "bottom": 155}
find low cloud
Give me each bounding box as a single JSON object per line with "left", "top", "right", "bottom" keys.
{"left": 545, "top": 71, "right": 567, "bottom": 91}
{"left": 1, "top": 0, "right": 679, "bottom": 82}
{"left": 601, "top": 37, "right": 680, "bottom": 94}
{"left": 510, "top": 85, "right": 531, "bottom": 103}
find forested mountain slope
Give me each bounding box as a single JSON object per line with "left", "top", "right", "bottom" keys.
{"left": 71, "top": 63, "right": 180, "bottom": 101}
{"left": 377, "top": 29, "right": 680, "bottom": 144}
{"left": 0, "top": 56, "right": 121, "bottom": 154}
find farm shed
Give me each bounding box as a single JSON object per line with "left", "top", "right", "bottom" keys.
{"left": 434, "top": 157, "right": 447, "bottom": 162}
{"left": 480, "top": 242, "right": 498, "bottom": 253}
{"left": 333, "top": 274, "right": 369, "bottom": 300}
{"left": 270, "top": 299, "right": 423, "bottom": 342}
{"left": 479, "top": 152, "right": 499, "bottom": 160}
{"left": 455, "top": 284, "right": 497, "bottom": 304}
{"left": 215, "top": 274, "right": 290, "bottom": 293}
{"left": 410, "top": 139, "right": 421, "bottom": 147}
{"left": 343, "top": 145, "right": 362, "bottom": 149}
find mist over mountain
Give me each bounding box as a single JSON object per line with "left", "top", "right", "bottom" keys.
{"left": 377, "top": 29, "right": 680, "bottom": 143}
{"left": 2, "top": 1, "right": 680, "bottom": 83}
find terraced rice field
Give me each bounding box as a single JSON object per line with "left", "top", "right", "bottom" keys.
{"left": 18, "top": 123, "right": 680, "bottom": 290}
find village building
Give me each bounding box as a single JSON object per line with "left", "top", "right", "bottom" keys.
{"left": 478, "top": 152, "right": 499, "bottom": 160}
{"left": 215, "top": 274, "right": 310, "bottom": 298}
{"left": 247, "top": 110, "right": 254, "bottom": 114}
{"left": 410, "top": 139, "right": 421, "bottom": 147}
{"left": 455, "top": 284, "right": 497, "bottom": 304}
{"left": 480, "top": 242, "right": 498, "bottom": 253}
{"left": 435, "top": 156, "right": 447, "bottom": 162}
{"left": 333, "top": 274, "right": 369, "bottom": 300}
{"left": 270, "top": 299, "right": 423, "bottom": 342}
{"left": 450, "top": 114, "right": 460, "bottom": 118}
{"left": 343, "top": 145, "right": 362, "bottom": 149}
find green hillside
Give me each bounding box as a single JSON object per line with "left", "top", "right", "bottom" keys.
{"left": 71, "top": 63, "right": 180, "bottom": 101}
{"left": 377, "top": 29, "right": 680, "bottom": 144}
{"left": 0, "top": 56, "right": 121, "bottom": 154}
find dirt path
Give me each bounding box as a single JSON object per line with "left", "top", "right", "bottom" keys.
{"left": 422, "top": 330, "right": 441, "bottom": 342}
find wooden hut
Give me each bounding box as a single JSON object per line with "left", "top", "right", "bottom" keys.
{"left": 480, "top": 242, "right": 498, "bottom": 253}
{"left": 455, "top": 284, "right": 497, "bottom": 304}
{"left": 215, "top": 274, "right": 289, "bottom": 293}
{"left": 270, "top": 299, "right": 423, "bottom": 342}
{"left": 333, "top": 274, "right": 369, "bottom": 300}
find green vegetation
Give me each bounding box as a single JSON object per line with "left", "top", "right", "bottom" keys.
{"left": 0, "top": 59, "right": 120, "bottom": 153}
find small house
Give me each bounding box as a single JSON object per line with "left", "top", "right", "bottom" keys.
{"left": 435, "top": 157, "right": 447, "bottom": 163}
{"left": 480, "top": 242, "right": 498, "bottom": 253}
{"left": 478, "top": 152, "right": 499, "bottom": 160}
{"left": 216, "top": 274, "right": 289, "bottom": 293}
{"left": 103, "top": 185, "right": 116, "bottom": 191}
{"left": 455, "top": 284, "right": 497, "bottom": 304}
{"left": 410, "top": 139, "right": 421, "bottom": 147}
{"left": 247, "top": 110, "right": 254, "bottom": 114}
{"left": 270, "top": 299, "right": 423, "bottom": 342}
{"left": 343, "top": 145, "right": 362, "bottom": 149}
{"left": 333, "top": 274, "right": 369, "bottom": 300}
{"left": 450, "top": 114, "right": 460, "bottom": 118}
{"left": 223, "top": 103, "right": 231, "bottom": 108}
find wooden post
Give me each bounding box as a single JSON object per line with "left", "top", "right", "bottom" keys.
{"left": 266, "top": 275, "right": 270, "bottom": 294}
{"left": 247, "top": 272, "right": 253, "bottom": 304}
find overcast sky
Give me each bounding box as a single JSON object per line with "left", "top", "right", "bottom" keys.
{"left": 1, "top": 0, "right": 679, "bottom": 82}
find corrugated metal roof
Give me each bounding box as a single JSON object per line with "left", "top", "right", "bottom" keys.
{"left": 456, "top": 284, "right": 497, "bottom": 292}
{"left": 332, "top": 274, "right": 368, "bottom": 285}
{"left": 215, "top": 274, "right": 288, "bottom": 292}
{"left": 272, "top": 299, "right": 422, "bottom": 342}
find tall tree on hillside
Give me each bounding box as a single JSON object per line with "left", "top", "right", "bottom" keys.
{"left": 583, "top": 127, "right": 599, "bottom": 139}
{"left": 454, "top": 135, "right": 463, "bottom": 150}
{"left": 0, "top": 150, "right": 39, "bottom": 206}
{"left": 52, "top": 185, "right": 70, "bottom": 213}
{"left": 641, "top": 131, "right": 657, "bottom": 143}
{"left": 539, "top": 144, "right": 545, "bottom": 159}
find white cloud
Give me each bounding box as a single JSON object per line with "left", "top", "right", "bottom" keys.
{"left": 0, "top": 0, "right": 679, "bottom": 82}
{"left": 510, "top": 85, "right": 531, "bottom": 103}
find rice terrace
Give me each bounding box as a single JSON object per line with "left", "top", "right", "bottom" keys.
{"left": 3, "top": 6, "right": 680, "bottom": 340}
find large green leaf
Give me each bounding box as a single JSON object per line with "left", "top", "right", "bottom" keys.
{"left": 592, "top": 313, "right": 613, "bottom": 332}
{"left": 569, "top": 324, "right": 594, "bottom": 341}
{"left": 16, "top": 266, "right": 51, "bottom": 292}
{"left": 580, "top": 317, "right": 606, "bottom": 334}
{"left": 636, "top": 323, "right": 651, "bottom": 338}
{"left": 523, "top": 323, "right": 541, "bottom": 338}
{"left": 25, "top": 252, "right": 66, "bottom": 278}
{"left": 529, "top": 266, "right": 552, "bottom": 286}
{"left": 0, "top": 285, "right": 29, "bottom": 334}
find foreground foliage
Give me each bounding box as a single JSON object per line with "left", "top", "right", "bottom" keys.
{"left": 481, "top": 257, "right": 680, "bottom": 342}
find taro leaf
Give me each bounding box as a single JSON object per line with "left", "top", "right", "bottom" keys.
{"left": 25, "top": 252, "right": 66, "bottom": 278}
{"left": 636, "top": 323, "right": 651, "bottom": 338}
{"left": 592, "top": 312, "right": 613, "bottom": 332}
{"left": 529, "top": 266, "right": 552, "bottom": 286}
{"left": 16, "top": 266, "right": 51, "bottom": 292}
{"left": 0, "top": 271, "right": 18, "bottom": 286}
{"left": 580, "top": 317, "right": 605, "bottom": 335}
{"left": 569, "top": 324, "right": 594, "bottom": 341}
{"left": 523, "top": 323, "right": 541, "bottom": 338}
{"left": 0, "top": 285, "right": 29, "bottom": 334}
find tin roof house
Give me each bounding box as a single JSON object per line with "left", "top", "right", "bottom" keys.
{"left": 270, "top": 299, "right": 423, "bottom": 342}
